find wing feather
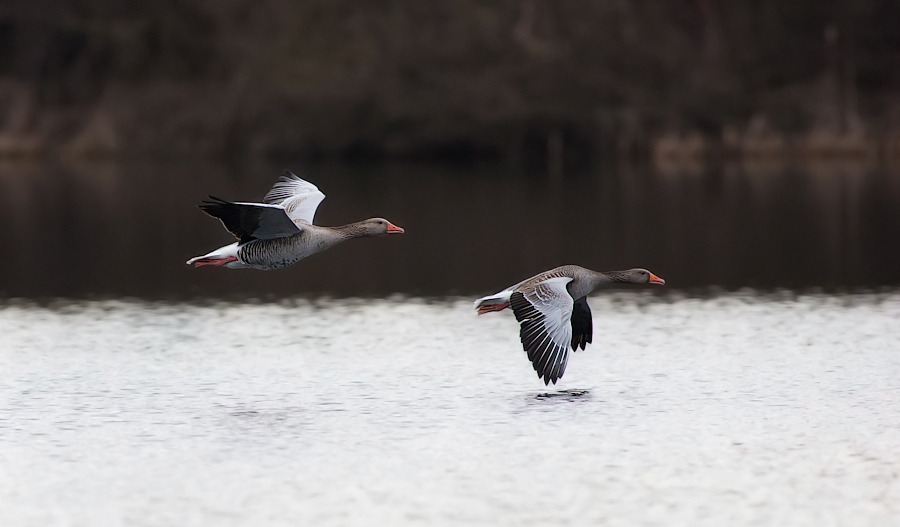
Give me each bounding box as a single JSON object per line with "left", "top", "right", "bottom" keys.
{"left": 199, "top": 197, "right": 301, "bottom": 244}
{"left": 263, "top": 171, "right": 326, "bottom": 224}
{"left": 509, "top": 277, "right": 574, "bottom": 385}
{"left": 570, "top": 296, "right": 594, "bottom": 351}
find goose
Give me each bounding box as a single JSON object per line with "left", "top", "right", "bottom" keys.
{"left": 474, "top": 265, "right": 665, "bottom": 385}
{"left": 187, "top": 171, "right": 404, "bottom": 270}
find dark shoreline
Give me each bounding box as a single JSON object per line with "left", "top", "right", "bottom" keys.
{"left": 2, "top": 1, "right": 899, "bottom": 164}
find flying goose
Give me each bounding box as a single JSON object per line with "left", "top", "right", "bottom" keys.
{"left": 474, "top": 265, "right": 665, "bottom": 385}
{"left": 187, "top": 171, "right": 404, "bottom": 270}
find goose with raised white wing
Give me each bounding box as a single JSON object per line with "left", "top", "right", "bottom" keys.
{"left": 187, "top": 171, "right": 404, "bottom": 270}
{"left": 475, "top": 265, "right": 665, "bottom": 385}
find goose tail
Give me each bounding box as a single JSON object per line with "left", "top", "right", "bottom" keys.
{"left": 187, "top": 243, "right": 245, "bottom": 268}
{"left": 474, "top": 290, "right": 513, "bottom": 315}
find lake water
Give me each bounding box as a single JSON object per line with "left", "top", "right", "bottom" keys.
{"left": 1, "top": 160, "right": 899, "bottom": 526}
{"left": 2, "top": 293, "right": 899, "bottom": 527}
{"left": 0, "top": 159, "right": 898, "bottom": 299}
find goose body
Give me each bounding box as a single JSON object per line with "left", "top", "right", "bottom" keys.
{"left": 187, "top": 172, "right": 404, "bottom": 270}
{"left": 474, "top": 265, "right": 665, "bottom": 385}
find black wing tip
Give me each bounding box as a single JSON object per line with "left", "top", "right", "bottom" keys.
{"left": 570, "top": 335, "right": 588, "bottom": 351}
{"left": 199, "top": 195, "right": 229, "bottom": 208}
{"left": 198, "top": 197, "right": 228, "bottom": 212}
{"left": 529, "top": 344, "right": 564, "bottom": 385}
{"left": 544, "top": 364, "right": 566, "bottom": 385}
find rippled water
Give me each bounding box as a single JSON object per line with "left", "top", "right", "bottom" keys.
{"left": 2, "top": 293, "right": 899, "bottom": 526}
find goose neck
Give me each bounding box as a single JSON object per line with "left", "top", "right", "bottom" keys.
{"left": 331, "top": 222, "right": 369, "bottom": 239}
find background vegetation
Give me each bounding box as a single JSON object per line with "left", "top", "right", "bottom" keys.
{"left": 1, "top": 1, "right": 899, "bottom": 163}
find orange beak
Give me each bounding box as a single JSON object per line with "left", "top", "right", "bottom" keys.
{"left": 648, "top": 273, "right": 665, "bottom": 285}
{"left": 386, "top": 223, "right": 405, "bottom": 234}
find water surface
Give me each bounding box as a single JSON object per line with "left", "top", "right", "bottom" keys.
{"left": 0, "top": 160, "right": 898, "bottom": 299}
{"left": 2, "top": 160, "right": 898, "bottom": 525}
{"left": 2, "top": 293, "right": 898, "bottom": 526}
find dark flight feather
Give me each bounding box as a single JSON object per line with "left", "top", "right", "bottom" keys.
{"left": 570, "top": 296, "right": 593, "bottom": 351}
{"left": 199, "top": 196, "right": 301, "bottom": 244}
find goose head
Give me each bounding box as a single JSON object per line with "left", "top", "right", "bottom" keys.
{"left": 617, "top": 268, "right": 665, "bottom": 285}
{"left": 357, "top": 218, "right": 405, "bottom": 236}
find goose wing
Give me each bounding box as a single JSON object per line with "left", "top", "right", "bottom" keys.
{"left": 263, "top": 171, "right": 326, "bottom": 225}
{"left": 570, "top": 296, "right": 593, "bottom": 351}
{"left": 509, "top": 277, "right": 574, "bottom": 385}
{"left": 199, "top": 197, "right": 301, "bottom": 244}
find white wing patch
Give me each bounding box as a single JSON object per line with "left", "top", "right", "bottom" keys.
{"left": 524, "top": 277, "right": 574, "bottom": 354}
{"left": 263, "top": 171, "right": 326, "bottom": 225}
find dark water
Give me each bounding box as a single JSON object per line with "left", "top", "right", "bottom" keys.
{"left": 0, "top": 159, "right": 898, "bottom": 299}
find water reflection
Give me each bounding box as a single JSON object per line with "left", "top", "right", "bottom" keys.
{"left": 533, "top": 389, "right": 591, "bottom": 400}
{"left": 0, "top": 159, "right": 897, "bottom": 299}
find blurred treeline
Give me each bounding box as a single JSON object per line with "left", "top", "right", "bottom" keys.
{"left": 1, "top": 0, "right": 899, "bottom": 164}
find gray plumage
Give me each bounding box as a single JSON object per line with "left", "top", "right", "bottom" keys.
{"left": 474, "top": 265, "right": 665, "bottom": 385}
{"left": 187, "top": 171, "right": 404, "bottom": 270}
{"left": 234, "top": 222, "right": 390, "bottom": 270}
